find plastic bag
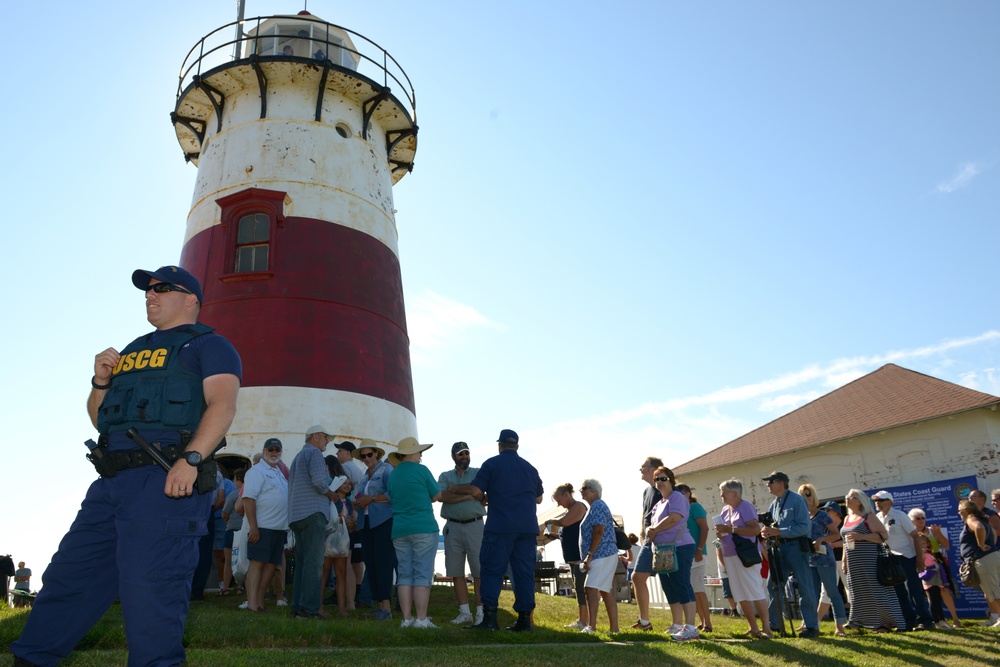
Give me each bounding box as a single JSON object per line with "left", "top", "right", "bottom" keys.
{"left": 231, "top": 521, "right": 250, "bottom": 584}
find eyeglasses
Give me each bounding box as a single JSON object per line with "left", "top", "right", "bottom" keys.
{"left": 993, "top": 498, "right": 1000, "bottom": 503}
{"left": 913, "top": 516, "right": 926, "bottom": 521}
{"left": 146, "top": 283, "right": 192, "bottom": 295}
{"left": 803, "top": 492, "right": 811, "bottom": 497}
{"left": 654, "top": 476, "right": 669, "bottom": 482}
{"left": 359, "top": 452, "right": 376, "bottom": 459}
{"left": 264, "top": 447, "right": 281, "bottom": 453}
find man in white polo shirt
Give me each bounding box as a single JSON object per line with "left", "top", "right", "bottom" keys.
{"left": 872, "top": 490, "right": 934, "bottom": 631}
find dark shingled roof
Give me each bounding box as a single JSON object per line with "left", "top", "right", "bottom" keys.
{"left": 675, "top": 363, "right": 1000, "bottom": 475}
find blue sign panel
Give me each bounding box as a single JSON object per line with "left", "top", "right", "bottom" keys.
{"left": 864, "top": 475, "right": 985, "bottom": 618}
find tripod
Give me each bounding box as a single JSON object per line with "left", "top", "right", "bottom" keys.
{"left": 766, "top": 537, "right": 797, "bottom": 638}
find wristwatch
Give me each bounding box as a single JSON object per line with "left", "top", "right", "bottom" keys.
{"left": 181, "top": 451, "right": 203, "bottom": 466}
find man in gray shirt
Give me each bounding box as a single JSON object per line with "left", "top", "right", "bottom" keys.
{"left": 287, "top": 424, "right": 338, "bottom": 619}
{"left": 438, "top": 442, "right": 487, "bottom": 625}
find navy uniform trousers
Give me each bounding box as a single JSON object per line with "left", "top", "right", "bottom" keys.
{"left": 11, "top": 465, "right": 210, "bottom": 667}
{"left": 479, "top": 532, "right": 537, "bottom": 612}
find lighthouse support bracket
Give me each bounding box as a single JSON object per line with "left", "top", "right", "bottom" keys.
{"left": 250, "top": 58, "right": 269, "bottom": 119}
{"left": 314, "top": 65, "right": 331, "bottom": 122}
{"left": 171, "top": 113, "right": 207, "bottom": 151}
{"left": 362, "top": 89, "right": 391, "bottom": 141}
{"left": 193, "top": 77, "right": 226, "bottom": 134}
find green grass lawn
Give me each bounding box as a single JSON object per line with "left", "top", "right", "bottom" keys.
{"left": 3, "top": 587, "right": 1000, "bottom": 666}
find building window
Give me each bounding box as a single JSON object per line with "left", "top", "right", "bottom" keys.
{"left": 216, "top": 187, "right": 286, "bottom": 282}
{"left": 235, "top": 213, "right": 270, "bottom": 272}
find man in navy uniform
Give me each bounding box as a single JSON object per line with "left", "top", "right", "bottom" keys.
{"left": 454, "top": 429, "right": 543, "bottom": 632}
{"left": 12, "top": 266, "right": 241, "bottom": 667}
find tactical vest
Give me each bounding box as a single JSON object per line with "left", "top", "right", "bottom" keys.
{"left": 96, "top": 323, "right": 214, "bottom": 435}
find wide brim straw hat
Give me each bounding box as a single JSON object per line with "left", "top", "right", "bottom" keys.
{"left": 387, "top": 437, "right": 433, "bottom": 466}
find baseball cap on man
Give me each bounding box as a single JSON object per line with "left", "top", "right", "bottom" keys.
{"left": 336, "top": 441, "right": 356, "bottom": 453}
{"left": 871, "top": 490, "right": 894, "bottom": 502}
{"left": 263, "top": 438, "right": 282, "bottom": 451}
{"left": 497, "top": 429, "right": 519, "bottom": 445}
{"left": 452, "top": 442, "right": 470, "bottom": 455}
{"left": 132, "top": 265, "right": 204, "bottom": 304}
{"left": 762, "top": 471, "right": 789, "bottom": 484}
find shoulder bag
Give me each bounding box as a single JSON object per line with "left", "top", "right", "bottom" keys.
{"left": 959, "top": 557, "right": 981, "bottom": 587}
{"left": 732, "top": 532, "right": 762, "bottom": 567}
{"left": 653, "top": 540, "right": 679, "bottom": 574}
{"left": 876, "top": 543, "right": 908, "bottom": 587}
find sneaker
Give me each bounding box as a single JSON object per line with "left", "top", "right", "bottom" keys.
{"left": 991, "top": 618, "right": 1000, "bottom": 629}
{"left": 414, "top": 618, "right": 439, "bottom": 629}
{"left": 981, "top": 614, "right": 1000, "bottom": 626}
{"left": 936, "top": 620, "right": 954, "bottom": 630}
{"left": 580, "top": 625, "right": 597, "bottom": 633}
{"left": 374, "top": 608, "right": 392, "bottom": 621}
{"left": 276, "top": 598, "right": 289, "bottom": 608}
{"left": 565, "top": 620, "right": 587, "bottom": 630}
{"left": 475, "top": 608, "right": 484, "bottom": 625}
{"left": 666, "top": 624, "right": 683, "bottom": 635}
{"left": 630, "top": 620, "right": 653, "bottom": 631}
{"left": 670, "top": 626, "right": 700, "bottom": 642}
{"left": 238, "top": 600, "right": 249, "bottom": 609}
{"left": 400, "top": 618, "right": 414, "bottom": 628}
{"left": 451, "top": 611, "right": 474, "bottom": 625}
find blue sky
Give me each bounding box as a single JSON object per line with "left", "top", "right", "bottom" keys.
{"left": 3, "top": 1, "right": 999, "bottom": 575}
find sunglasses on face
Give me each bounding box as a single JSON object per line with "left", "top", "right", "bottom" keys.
{"left": 654, "top": 476, "right": 669, "bottom": 482}
{"left": 359, "top": 452, "right": 376, "bottom": 459}
{"left": 265, "top": 447, "right": 281, "bottom": 453}
{"left": 146, "top": 283, "right": 192, "bottom": 295}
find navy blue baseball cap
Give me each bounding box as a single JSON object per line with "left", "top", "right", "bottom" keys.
{"left": 452, "top": 442, "right": 470, "bottom": 455}
{"left": 497, "top": 429, "right": 519, "bottom": 445}
{"left": 132, "top": 265, "right": 203, "bottom": 304}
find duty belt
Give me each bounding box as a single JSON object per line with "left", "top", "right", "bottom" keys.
{"left": 448, "top": 517, "right": 483, "bottom": 525}
{"left": 106, "top": 445, "right": 182, "bottom": 472}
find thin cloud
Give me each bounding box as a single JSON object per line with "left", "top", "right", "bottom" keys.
{"left": 935, "top": 161, "right": 987, "bottom": 194}
{"left": 407, "top": 290, "right": 493, "bottom": 364}
{"left": 531, "top": 330, "right": 1000, "bottom": 432}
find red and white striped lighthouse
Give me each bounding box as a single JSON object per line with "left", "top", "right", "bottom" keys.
{"left": 170, "top": 11, "right": 418, "bottom": 460}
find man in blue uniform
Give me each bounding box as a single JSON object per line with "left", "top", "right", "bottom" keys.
{"left": 11, "top": 266, "right": 241, "bottom": 667}
{"left": 453, "top": 429, "right": 543, "bottom": 632}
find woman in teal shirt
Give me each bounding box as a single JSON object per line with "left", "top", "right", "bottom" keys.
{"left": 387, "top": 438, "right": 441, "bottom": 628}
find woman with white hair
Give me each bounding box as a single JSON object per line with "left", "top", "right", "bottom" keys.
{"left": 579, "top": 478, "right": 620, "bottom": 634}
{"left": 841, "top": 488, "right": 904, "bottom": 631}
{"left": 714, "top": 479, "right": 770, "bottom": 638}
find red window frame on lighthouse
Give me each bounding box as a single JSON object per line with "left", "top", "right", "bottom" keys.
{"left": 217, "top": 188, "right": 286, "bottom": 281}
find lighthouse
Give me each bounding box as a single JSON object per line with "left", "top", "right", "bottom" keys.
{"left": 170, "top": 11, "right": 418, "bottom": 463}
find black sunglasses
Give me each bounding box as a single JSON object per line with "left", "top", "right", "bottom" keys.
{"left": 654, "top": 476, "right": 670, "bottom": 482}
{"left": 359, "top": 451, "right": 376, "bottom": 459}
{"left": 146, "top": 283, "right": 192, "bottom": 295}
{"left": 265, "top": 446, "right": 281, "bottom": 453}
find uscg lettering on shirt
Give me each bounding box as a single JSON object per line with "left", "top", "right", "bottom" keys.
{"left": 112, "top": 347, "right": 170, "bottom": 375}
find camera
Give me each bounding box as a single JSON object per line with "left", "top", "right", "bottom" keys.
{"left": 758, "top": 511, "right": 775, "bottom": 527}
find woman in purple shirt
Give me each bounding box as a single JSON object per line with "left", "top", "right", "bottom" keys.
{"left": 646, "top": 466, "right": 698, "bottom": 641}
{"left": 714, "top": 478, "right": 770, "bottom": 638}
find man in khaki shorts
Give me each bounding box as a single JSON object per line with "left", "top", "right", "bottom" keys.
{"left": 438, "top": 442, "right": 487, "bottom": 624}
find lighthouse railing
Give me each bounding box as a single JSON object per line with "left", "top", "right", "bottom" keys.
{"left": 176, "top": 15, "right": 416, "bottom": 123}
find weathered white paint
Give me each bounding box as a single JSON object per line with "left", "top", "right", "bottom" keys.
{"left": 220, "top": 385, "right": 415, "bottom": 463}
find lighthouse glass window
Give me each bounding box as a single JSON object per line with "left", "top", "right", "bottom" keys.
{"left": 235, "top": 213, "right": 270, "bottom": 272}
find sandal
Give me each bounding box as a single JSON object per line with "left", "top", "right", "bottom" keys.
{"left": 217, "top": 588, "right": 230, "bottom": 596}
{"left": 835, "top": 629, "right": 846, "bottom": 637}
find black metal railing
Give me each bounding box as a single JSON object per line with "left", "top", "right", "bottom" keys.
{"left": 177, "top": 15, "right": 416, "bottom": 122}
